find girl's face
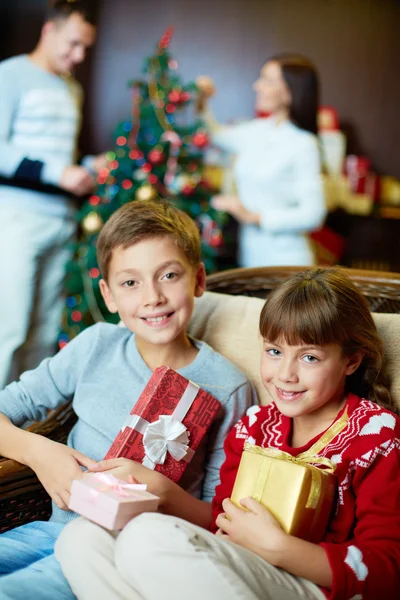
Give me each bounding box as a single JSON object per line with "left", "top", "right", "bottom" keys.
{"left": 260, "top": 338, "right": 362, "bottom": 423}
{"left": 253, "top": 60, "right": 292, "bottom": 115}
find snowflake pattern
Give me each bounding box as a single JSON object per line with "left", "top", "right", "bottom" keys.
{"left": 345, "top": 545, "right": 368, "bottom": 582}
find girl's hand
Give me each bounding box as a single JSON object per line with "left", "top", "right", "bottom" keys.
{"left": 216, "top": 497, "right": 288, "bottom": 564}
{"left": 211, "top": 195, "right": 260, "bottom": 225}
{"left": 88, "top": 458, "right": 172, "bottom": 505}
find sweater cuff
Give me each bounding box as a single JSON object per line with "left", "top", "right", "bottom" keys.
{"left": 41, "top": 160, "right": 67, "bottom": 187}
{"left": 80, "top": 154, "right": 97, "bottom": 176}
{"left": 14, "top": 158, "right": 44, "bottom": 182}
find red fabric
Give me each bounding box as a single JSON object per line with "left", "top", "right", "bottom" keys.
{"left": 105, "top": 366, "right": 221, "bottom": 482}
{"left": 309, "top": 226, "right": 347, "bottom": 263}
{"left": 211, "top": 393, "right": 400, "bottom": 599}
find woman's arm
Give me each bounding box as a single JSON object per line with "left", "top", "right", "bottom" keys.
{"left": 196, "top": 75, "right": 252, "bottom": 154}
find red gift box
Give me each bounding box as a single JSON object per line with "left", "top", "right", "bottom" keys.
{"left": 318, "top": 106, "right": 340, "bottom": 131}
{"left": 105, "top": 366, "right": 222, "bottom": 483}
{"left": 346, "top": 155, "right": 371, "bottom": 194}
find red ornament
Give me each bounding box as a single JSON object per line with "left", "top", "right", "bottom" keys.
{"left": 147, "top": 149, "right": 165, "bottom": 165}
{"left": 182, "top": 184, "right": 195, "bottom": 196}
{"left": 180, "top": 91, "right": 191, "bottom": 102}
{"left": 158, "top": 26, "right": 174, "bottom": 49}
{"left": 192, "top": 132, "right": 210, "bottom": 148}
{"left": 122, "top": 179, "right": 133, "bottom": 190}
{"left": 165, "top": 103, "right": 176, "bottom": 114}
{"left": 168, "top": 89, "right": 181, "bottom": 104}
{"left": 210, "top": 231, "right": 223, "bottom": 248}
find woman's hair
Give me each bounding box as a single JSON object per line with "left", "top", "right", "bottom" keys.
{"left": 269, "top": 53, "right": 319, "bottom": 135}
{"left": 259, "top": 267, "right": 397, "bottom": 415}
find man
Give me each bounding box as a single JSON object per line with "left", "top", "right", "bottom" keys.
{"left": 0, "top": 0, "right": 104, "bottom": 388}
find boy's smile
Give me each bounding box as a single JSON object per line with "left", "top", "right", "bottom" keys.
{"left": 99, "top": 236, "right": 205, "bottom": 364}
{"left": 141, "top": 312, "right": 174, "bottom": 326}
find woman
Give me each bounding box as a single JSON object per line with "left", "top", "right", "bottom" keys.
{"left": 197, "top": 54, "right": 326, "bottom": 268}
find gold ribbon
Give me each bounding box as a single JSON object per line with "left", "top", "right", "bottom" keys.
{"left": 243, "top": 406, "right": 349, "bottom": 510}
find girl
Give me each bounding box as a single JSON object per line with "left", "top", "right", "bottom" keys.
{"left": 55, "top": 267, "right": 400, "bottom": 600}
{"left": 196, "top": 54, "right": 326, "bottom": 268}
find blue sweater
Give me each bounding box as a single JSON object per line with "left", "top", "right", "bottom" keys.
{"left": 0, "top": 323, "right": 257, "bottom": 524}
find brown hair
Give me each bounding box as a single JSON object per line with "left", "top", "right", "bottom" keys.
{"left": 96, "top": 199, "right": 201, "bottom": 282}
{"left": 46, "top": 1, "right": 97, "bottom": 26}
{"left": 268, "top": 53, "right": 319, "bottom": 135}
{"left": 259, "top": 267, "right": 397, "bottom": 415}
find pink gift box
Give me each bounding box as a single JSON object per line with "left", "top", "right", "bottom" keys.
{"left": 68, "top": 473, "right": 160, "bottom": 530}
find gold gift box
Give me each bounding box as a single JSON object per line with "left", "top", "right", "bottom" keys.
{"left": 231, "top": 443, "right": 337, "bottom": 543}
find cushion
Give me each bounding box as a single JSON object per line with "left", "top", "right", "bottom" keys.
{"left": 188, "top": 291, "right": 400, "bottom": 409}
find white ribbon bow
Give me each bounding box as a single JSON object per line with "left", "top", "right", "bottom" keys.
{"left": 142, "top": 415, "right": 190, "bottom": 468}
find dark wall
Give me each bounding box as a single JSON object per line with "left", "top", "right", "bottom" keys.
{"left": 89, "top": 0, "right": 400, "bottom": 178}
{"left": 0, "top": 0, "right": 45, "bottom": 59}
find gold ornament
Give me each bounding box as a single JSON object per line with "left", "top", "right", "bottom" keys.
{"left": 135, "top": 184, "right": 157, "bottom": 202}
{"left": 82, "top": 212, "right": 103, "bottom": 234}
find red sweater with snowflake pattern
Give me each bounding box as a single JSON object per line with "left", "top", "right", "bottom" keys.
{"left": 211, "top": 393, "right": 400, "bottom": 600}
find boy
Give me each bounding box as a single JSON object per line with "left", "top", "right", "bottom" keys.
{"left": 0, "top": 200, "right": 257, "bottom": 599}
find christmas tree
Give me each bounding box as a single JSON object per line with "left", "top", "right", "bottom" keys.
{"left": 59, "top": 27, "right": 227, "bottom": 348}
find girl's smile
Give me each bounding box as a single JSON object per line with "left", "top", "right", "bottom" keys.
{"left": 274, "top": 387, "right": 307, "bottom": 402}
{"left": 261, "top": 338, "right": 361, "bottom": 426}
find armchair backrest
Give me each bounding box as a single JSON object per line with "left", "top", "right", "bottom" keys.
{"left": 206, "top": 266, "right": 400, "bottom": 313}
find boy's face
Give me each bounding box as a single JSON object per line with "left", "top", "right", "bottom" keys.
{"left": 99, "top": 236, "right": 206, "bottom": 348}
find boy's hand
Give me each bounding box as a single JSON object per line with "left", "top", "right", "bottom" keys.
{"left": 216, "top": 497, "right": 288, "bottom": 564}
{"left": 27, "top": 437, "right": 96, "bottom": 511}
{"left": 88, "top": 458, "right": 172, "bottom": 504}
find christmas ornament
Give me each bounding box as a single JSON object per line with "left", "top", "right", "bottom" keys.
{"left": 168, "top": 89, "right": 181, "bottom": 104}
{"left": 182, "top": 184, "right": 195, "bottom": 196}
{"left": 133, "top": 169, "right": 148, "bottom": 181}
{"left": 161, "top": 130, "right": 183, "bottom": 187}
{"left": 168, "top": 173, "right": 190, "bottom": 194}
{"left": 135, "top": 184, "right": 157, "bottom": 201}
{"left": 197, "top": 214, "right": 223, "bottom": 248}
{"left": 82, "top": 212, "right": 103, "bottom": 234}
{"left": 147, "top": 149, "right": 165, "bottom": 165}
{"left": 192, "top": 131, "right": 209, "bottom": 148}
{"left": 180, "top": 91, "right": 191, "bottom": 102}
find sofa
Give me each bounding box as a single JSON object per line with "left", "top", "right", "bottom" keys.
{"left": 1, "top": 265, "right": 400, "bottom": 533}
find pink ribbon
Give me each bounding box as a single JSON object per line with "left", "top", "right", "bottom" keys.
{"left": 88, "top": 473, "right": 147, "bottom": 500}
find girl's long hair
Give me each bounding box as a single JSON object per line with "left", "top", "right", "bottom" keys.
{"left": 269, "top": 53, "right": 319, "bottom": 135}
{"left": 259, "top": 267, "right": 397, "bottom": 415}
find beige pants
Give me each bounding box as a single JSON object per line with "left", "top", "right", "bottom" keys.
{"left": 55, "top": 514, "right": 326, "bottom": 600}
